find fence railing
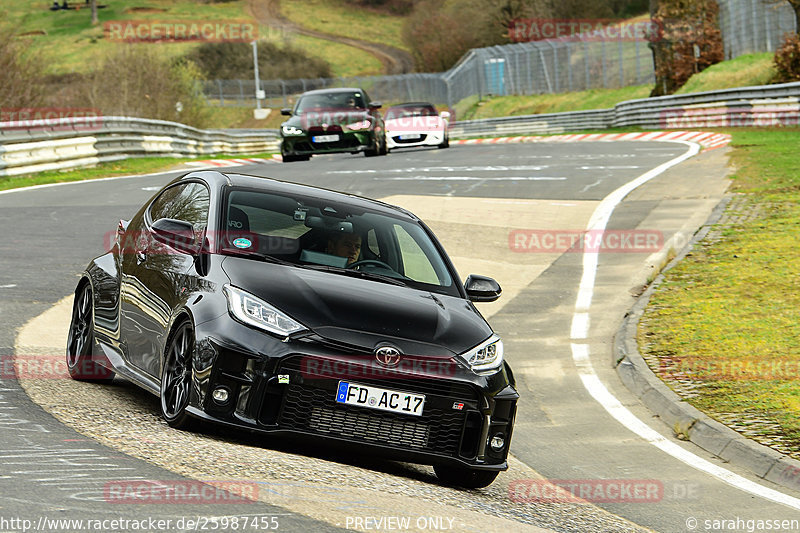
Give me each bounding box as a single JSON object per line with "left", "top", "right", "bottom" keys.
{"left": 204, "top": 2, "right": 795, "bottom": 110}
{"left": 447, "top": 81, "right": 800, "bottom": 137}
{"left": 717, "top": 0, "right": 797, "bottom": 59}
{"left": 3, "top": 82, "right": 798, "bottom": 177}
{"left": 0, "top": 116, "right": 279, "bottom": 177}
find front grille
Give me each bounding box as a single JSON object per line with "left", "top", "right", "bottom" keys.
{"left": 279, "top": 356, "right": 478, "bottom": 400}
{"left": 277, "top": 383, "right": 466, "bottom": 456}
{"left": 392, "top": 134, "right": 428, "bottom": 144}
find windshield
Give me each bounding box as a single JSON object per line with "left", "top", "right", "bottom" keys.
{"left": 294, "top": 91, "right": 367, "bottom": 113}
{"left": 385, "top": 104, "right": 438, "bottom": 120}
{"left": 220, "top": 188, "right": 459, "bottom": 296}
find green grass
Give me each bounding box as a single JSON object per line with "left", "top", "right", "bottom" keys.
{"left": 675, "top": 53, "right": 776, "bottom": 94}
{"left": 281, "top": 0, "right": 409, "bottom": 52}
{"left": 0, "top": 0, "right": 249, "bottom": 74}
{"left": 0, "top": 151, "right": 277, "bottom": 192}
{"left": 455, "top": 85, "right": 653, "bottom": 121}
{"left": 455, "top": 53, "right": 777, "bottom": 120}
{"left": 0, "top": 0, "right": 384, "bottom": 78}
{"left": 290, "top": 34, "right": 383, "bottom": 77}
{"left": 638, "top": 128, "right": 800, "bottom": 454}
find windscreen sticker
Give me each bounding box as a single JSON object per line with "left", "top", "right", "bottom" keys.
{"left": 232, "top": 238, "right": 252, "bottom": 249}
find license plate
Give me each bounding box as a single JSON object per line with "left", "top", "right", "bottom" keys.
{"left": 399, "top": 134, "right": 421, "bottom": 140}
{"left": 312, "top": 134, "right": 339, "bottom": 143}
{"left": 336, "top": 381, "right": 425, "bottom": 417}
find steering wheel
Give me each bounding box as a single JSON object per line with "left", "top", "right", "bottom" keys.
{"left": 347, "top": 259, "right": 394, "bottom": 271}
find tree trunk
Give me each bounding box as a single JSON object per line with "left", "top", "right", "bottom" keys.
{"left": 91, "top": 0, "right": 98, "bottom": 26}
{"left": 648, "top": 0, "right": 669, "bottom": 96}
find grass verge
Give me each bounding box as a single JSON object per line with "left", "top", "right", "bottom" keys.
{"left": 638, "top": 128, "right": 800, "bottom": 457}
{"left": 280, "top": 0, "right": 409, "bottom": 52}
{"left": 0, "top": 152, "right": 276, "bottom": 193}
{"left": 454, "top": 85, "right": 653, "bottom": 121}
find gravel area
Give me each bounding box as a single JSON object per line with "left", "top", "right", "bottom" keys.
{"left": 16, "top": 306, "right": 650, "bottom": 533}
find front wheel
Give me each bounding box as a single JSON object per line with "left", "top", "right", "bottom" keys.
{"left": 160, "top": 320, "right": 196, "bottom": 430}
{"left": 433, "top": 465, "right": 499, "bottom": 489}
{"left": 66, "top": 283, "right": 114, "bottom": 382}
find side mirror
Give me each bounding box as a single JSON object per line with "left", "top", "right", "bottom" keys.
{"left": 369, "top": 101, "right": 382, "bottom": 109}
{"left": 440, "top": 111, "right": 451, "bottom": 120}
{"left": 280, "top": 108, "right": 292, "bottom": 116}
{"left": 464, "top": 274, "right": 502, "bottom": 303}
{"left": 151, "top": 218, "right": 199, "bottom": 255}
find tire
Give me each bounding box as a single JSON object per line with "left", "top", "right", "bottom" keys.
{"left": 433, "top": 465, "right": 499, "bottom": 489}
{"left": 439, "top": 134, "right": 449, "bottom": 149}
{"left": 160, "top": 319, "right": 196, "bottom": 430}
{"left": 66, "top": 283, "right": 114, "bottom": 382}
{"left": 379, "top": 133, "right": 388, "bottom": 155}
{"left": 364, "top": 133, "right": 381, "bottom": 157}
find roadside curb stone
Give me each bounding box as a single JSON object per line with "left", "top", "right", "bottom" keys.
{"left": 613, "top": 194, "right": 800, "bottom": 493}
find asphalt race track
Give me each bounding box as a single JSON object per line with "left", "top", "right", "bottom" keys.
{"left": 2, "top": 142, "right": 799, "bottom": 533}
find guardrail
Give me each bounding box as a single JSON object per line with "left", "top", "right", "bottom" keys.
{"left": 0, "top": 116, "right": 280, "bottom": 177}
{"left": 450, "top": 81, "right": 800, "bottom": 138}
{"left": 2, "top": 82, "right": 799, "bottom": 177}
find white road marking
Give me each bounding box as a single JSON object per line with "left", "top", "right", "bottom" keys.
{"left": 569, "top": 140, "right": 800, "bottom": 510}
{"left": 376, "top": 176, "right": 567, "bottom": 181}
{"left": 0, "top": 284, "right": 16, "bottom": 288}
{"left": 141, "top": 186, "right": 161, "bottom": 191}
{"left": 580, "top": 179, "right": 602, "bottom": 193}
{"left": 327, "top": 165, "right": 550, "bottom": 174}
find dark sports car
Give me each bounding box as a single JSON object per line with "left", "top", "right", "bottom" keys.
{"left": 279, "top": 88, "right": 387, "bottom": 162}
{"left": 67, "top": 171, "right": 517, "bottom": 488}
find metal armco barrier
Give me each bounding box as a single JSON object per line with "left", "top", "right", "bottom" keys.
{"left": 450, "top": 82, "right": 800, "bottom": 138}
{"left": 0, "top": 116, "right": 280, "bottom": 177}
{"left": 2, "top": 82, "right": 799, "bottom": 177}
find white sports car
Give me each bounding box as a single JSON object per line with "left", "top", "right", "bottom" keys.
{"left": 384, "top": 102, "right": 450, "bottom": 151}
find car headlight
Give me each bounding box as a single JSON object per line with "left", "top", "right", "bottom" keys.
{"left": 345, "top": 120, "right": 371, "bottom": 131}
{"left": 457, "top": 335, "right": 504, "bottom": 372}
{"left": 223, "top": 285, "right": 307, "bottom": 337}
{"left": 282, "top": 125, "right": 304, "bottom": 136}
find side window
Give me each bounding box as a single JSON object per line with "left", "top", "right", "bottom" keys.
{"left": 366, "top": 229, "right": 380, "bottom": 257}
{"left": 149, "top": 183, "right": 210, "bottom": 232}
{"left": 393, "top": 224, "right": 439, "bottom": 285}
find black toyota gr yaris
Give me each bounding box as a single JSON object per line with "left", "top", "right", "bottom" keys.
{"left": 67, "top": 171, "right": 518, "bottom": 488}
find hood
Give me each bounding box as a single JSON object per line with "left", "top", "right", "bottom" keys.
{"left": 221, "top": 257, "right": 492, "bottom": 357}
{"left": 283, "top": 110, "right": 373, "bottom": 130}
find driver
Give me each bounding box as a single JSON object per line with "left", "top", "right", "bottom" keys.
{"left": 326, "top": 232, "right": 361, "bottom": 264}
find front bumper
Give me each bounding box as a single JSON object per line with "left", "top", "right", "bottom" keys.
{"left": 192, "top": 316, "right": 518, "bottom": 470}
{"left": 386, "top": 130, "right": 445, "bottom": 150}
{"left": 281, "top": 131, "right": 374, "bottom": 156}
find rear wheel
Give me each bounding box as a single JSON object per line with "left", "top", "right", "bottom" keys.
{"left": 160, "top": 319, "right": 196, "bottom": 430}
{"left": 433, "top": 465, "right": 499, "bottom": 489}
{"left": 66, "top": 283, "right": 114, "bottom": 382}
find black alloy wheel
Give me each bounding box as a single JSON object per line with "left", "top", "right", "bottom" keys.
{"left": 160, "top": 320, "right": 196, "bottom": 429}
{"left": 66, "top": 283, "right": 114, "bottom": 381}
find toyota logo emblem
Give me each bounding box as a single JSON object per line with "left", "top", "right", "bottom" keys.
{"left": 375, "top": 346, "right": 401, "bottom": 367}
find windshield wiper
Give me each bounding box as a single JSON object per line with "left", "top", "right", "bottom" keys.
{"left": 302, "top": 265, "right": 407, "bottom": 287}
